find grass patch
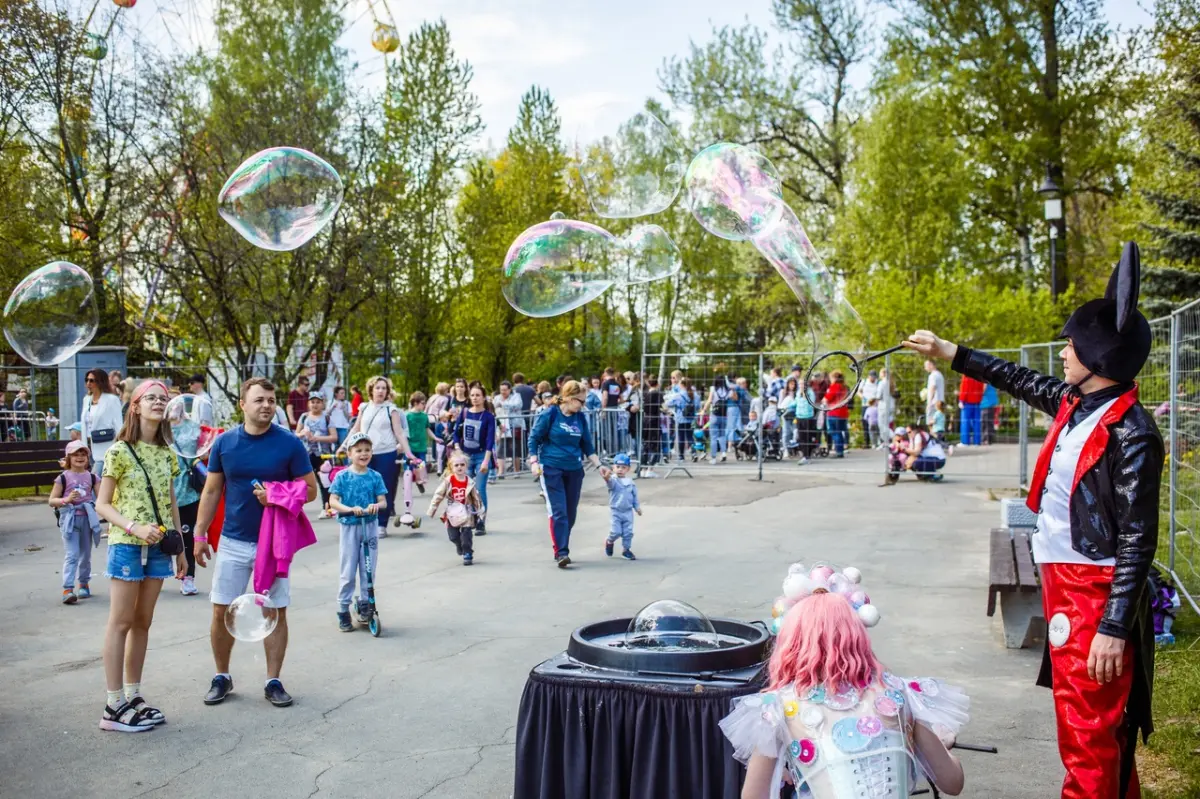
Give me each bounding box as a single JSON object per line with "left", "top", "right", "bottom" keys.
{"left": 1140, "top": 606, "right": 1200, "bottom": 798}
{"left": 0, "top": 485, "right": 51, "bottom": 501}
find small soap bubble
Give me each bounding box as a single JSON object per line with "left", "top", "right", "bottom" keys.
{"left": 218, "top": 147, "right": 344, "bottom": 252}
{"left": 165, "top": 394, "right": 218, "bottom": 459}
{"left": 578, "top": 110, "right": 685, "bottom": 218}
{"left": 618, "top": 224, "right": 682, "bottom": 285}
{"left": 685, "top": 143, "right": 784, "bottom": 241}
{"left": 3, "top": 261, "right": 98, "bottom": 366}
{"left": 225, "top": 593, "right": 278, "bottom": 642}
{"left": 549, "top": 211, "right": 566, "bottom": 221}
{"left": 502, "top": 220, "right": 619, "bottom": 318}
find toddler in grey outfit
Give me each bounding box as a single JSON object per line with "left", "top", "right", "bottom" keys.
{"left": 604, "top": 453, "right": 642, "bottom": 560}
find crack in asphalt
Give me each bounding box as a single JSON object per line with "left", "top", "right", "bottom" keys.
{"left": 305, "top": 764, "right": 335, "bottom": 799}
{"left": 321, "top": 669, "right": 380, "bottom": 721}
{"left": 413, "top": 746, "right": 484, "bottom": 799}
{"left": 130, "top": 731, "right": 244, "bottom": 798}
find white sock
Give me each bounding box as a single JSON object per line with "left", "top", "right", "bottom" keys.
{"left": 106, "top": 689, "right": 124, "bottom": 708}
{"left": 123, "top": 682, "right": 141, "bottom": 701}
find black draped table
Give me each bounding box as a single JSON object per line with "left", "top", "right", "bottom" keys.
{"left": 514, "top": 650, "right": 767, "bottom": 799}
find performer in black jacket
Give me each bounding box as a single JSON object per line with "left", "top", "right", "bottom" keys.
{"left": 904, "top": 241, "right": 1162, "bottom": 799}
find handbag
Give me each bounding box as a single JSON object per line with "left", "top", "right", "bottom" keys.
{"left": 90, "top": 428, "right": 115, "bottom": 443}
{"left": 123, "top": 442, "right": 185, "bottom": 556}
{"left": 186, "top": 460, "right": 206, "bottom": 494}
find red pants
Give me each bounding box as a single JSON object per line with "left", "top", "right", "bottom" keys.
{"left": 1041, "top": 563, "right": 1140, "bottom": 799}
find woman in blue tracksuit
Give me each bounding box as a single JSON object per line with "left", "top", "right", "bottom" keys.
{"left": 528, "top": 380, "right": 608, "bottom": 568}
{"left": 453, "top": 385, "right": 496, "bottom": 534}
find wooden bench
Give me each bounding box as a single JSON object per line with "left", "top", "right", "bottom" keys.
{"left": 0, "top": 440, "right": 64, "bottom": 495}
{"left": 987, "top": 527, "right": 1045, "bottom": 648}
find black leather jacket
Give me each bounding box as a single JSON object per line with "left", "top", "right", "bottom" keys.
{"left": 953, "top": 347, "right": 1164, "bottom": 640}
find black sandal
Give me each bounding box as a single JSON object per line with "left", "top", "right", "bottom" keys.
{"left": 99, "top": 701, "right": 155, "bottom": 733}
{"left": 128, "top": 696, "right": 166, "bottom": 725}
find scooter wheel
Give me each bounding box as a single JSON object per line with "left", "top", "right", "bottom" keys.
{"left": 412, "top": 517, "right": 421, "bottom": 529}
{"left": 369, "top": 616, "right": 381, "bottom": 637}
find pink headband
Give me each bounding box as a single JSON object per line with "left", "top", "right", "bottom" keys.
{"left": 131, "top": 380, "right": 169, "bottom": 403}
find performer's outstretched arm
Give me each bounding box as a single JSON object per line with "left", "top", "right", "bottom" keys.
{"left": 904, "top": 330, "right": 1070, "bottom": 418}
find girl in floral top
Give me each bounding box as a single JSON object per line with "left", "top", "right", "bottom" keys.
{"left": 95, "top": 380, "right": 185, "bottom": 733}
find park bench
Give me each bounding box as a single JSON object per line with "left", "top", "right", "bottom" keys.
{"left": 987, "top": 527, "right": 1045, "bottom": 648}
{"left": 0, "top": 440, "right": 63, "bottom": 495}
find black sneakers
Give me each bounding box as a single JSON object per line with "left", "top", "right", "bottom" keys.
{"left": 204, "top": 675, "right": 233, "bottom": 705}
{"left": 337, "top": 611, "right": 353, "bottom": 632}
{"left": 264, "top": 679, "right": 293, "bottom": 707}
{"left": 556, "top": 555, "right": 571, "bottom": 569}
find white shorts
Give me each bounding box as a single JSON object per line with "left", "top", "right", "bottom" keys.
{"left": 209, "top": 536, "right": 290, "bottom": 608}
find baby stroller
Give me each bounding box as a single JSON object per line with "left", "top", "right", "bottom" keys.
{"left": 760, "top": 419, "right": 784, "bottom": 461}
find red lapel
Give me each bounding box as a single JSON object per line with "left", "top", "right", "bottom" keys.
{"left": 1026, "top": 396, "right": 1078, "bottom": 513}
{"left": 1070, "top": 385, "right": 1140, "bottom": 495}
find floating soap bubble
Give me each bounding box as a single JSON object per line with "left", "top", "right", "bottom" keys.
{"left": 502, "top": 219, "right": 619, "bottom": 318}
{"left": 753, "top": 203, "right": 836, "bottom": 312}
{"left": 82, "top": 33, "right": 108, "bottom": 60}
{"left": 618, "top": 224, "right": 682, "bottom": 285}
{"left": 165, "top": 394, "right": 218, "bottom": 460}
{"left": 625, "top": 599, "right": 720, "bottom": 651}
{"left": 225, "top": 593, "right": 278, "bottom": 642}
{"left": 371, "top": 23, "right": 400, "bottom": 53}
{"left": 549, "top": 211, "right": 566, "bottom": 221}
{"left": 578, "top": 109, "right": 685, "bottom": 218}
{"left": 685, "top": 142, "right": 784, "bottom": 241}
{"left": 3, "top": 262, "right": 98, "bottom": 366}
{"left": 217, "top": 147, "right": 344, "bottom": 252}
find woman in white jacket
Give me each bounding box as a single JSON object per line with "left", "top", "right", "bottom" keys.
{"left": 80, "top": 367, "right": 124, "bottom": 476}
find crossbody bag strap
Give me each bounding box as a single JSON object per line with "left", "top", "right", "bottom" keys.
{"left": 123, "top": 441, "right": 165, "bottom": 528}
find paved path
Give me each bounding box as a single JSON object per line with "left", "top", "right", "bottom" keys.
{"left": 0, "top": 448, "right": 1059, "bottom": 798}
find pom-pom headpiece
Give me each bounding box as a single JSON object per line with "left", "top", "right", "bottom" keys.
{"left": 771, "top": 561, "right": 880, "bottom": 631}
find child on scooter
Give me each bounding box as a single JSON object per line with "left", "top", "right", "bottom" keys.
{"left": 328, "top": 432, "right": 388, "bottom": 632}
{"left": 427, "top": 451, "right": 485, "bottom": 566}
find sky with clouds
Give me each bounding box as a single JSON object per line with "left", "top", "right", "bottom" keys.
{"left": 128, "top": 0, "right": 1154, "bottom": 149}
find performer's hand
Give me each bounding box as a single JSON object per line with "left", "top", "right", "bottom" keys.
{"left": 1088, "top": 633, "right": 1126, "bottom": 684}
{"left": 903, "top": 330, "right": 957, "bottom": 361}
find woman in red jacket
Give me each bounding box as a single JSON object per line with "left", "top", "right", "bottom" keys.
{"left": 958, "top": 375, "right": 985, "bottom": 446}
{"left": 823, "top": 371, "right": 850, "bottom": 457}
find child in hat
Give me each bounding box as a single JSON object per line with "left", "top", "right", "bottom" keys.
{"left": 328, "top": 432, "right": 388, "bottom": 632}
{"left": 48, "top": 440, "right": 102, "bottom": 603}
{"left": 604, "top": 453, "right": 641, "bottom": 560}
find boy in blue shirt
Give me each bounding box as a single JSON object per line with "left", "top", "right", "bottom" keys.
{"left": 328, "top": 433, "right": 388, "bottom": 632}
{"left": 604, "top": 453, "right": 642, "bottom": 560}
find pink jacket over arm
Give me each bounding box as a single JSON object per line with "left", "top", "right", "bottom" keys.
{"left": 254, "top": 479, "right": 317, "bottom": 595}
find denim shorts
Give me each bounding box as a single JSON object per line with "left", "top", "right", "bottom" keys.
{"left": 106, "top": 543, "right": 173, "bottom": 582}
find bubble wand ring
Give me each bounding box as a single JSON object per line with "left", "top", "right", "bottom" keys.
{"left": 803, "top": 343, "right": 908, "bottom": 412}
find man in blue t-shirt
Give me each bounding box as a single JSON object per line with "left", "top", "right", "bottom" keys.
{"left": 194, "top": 377, "right": 317, "bottom": 709}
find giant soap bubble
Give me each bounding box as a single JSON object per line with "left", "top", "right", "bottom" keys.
{"left": 578, "top": 110, "right": 685, "bottom": 219}
{"left": 218, "top": 147, "right": 344, "bottom": 252}
{"left": 685, "top": 143, "right": 785, "bottom": 241}
{"left": 502, "top": 219, "right": 619, "bottom": 318}
{"left": 618, "top": 224, "right": 682, "bottom": 285}
{"left": 3, "top": 262, "right": 98, "bottom": 366}
{"left": 165, "top": 393, "right": 218, "bottom": 460}
{"left": 225, "top": 593, "right": 278, "bottom": 642}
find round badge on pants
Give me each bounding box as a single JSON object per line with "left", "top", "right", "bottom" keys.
{"left": 1048, "top": 612, "right": 1071, "bottom": 648}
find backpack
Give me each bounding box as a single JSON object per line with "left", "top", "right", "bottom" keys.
{"left": 53, "top": 472, "right": 98, "bottom": 522}
{"left": 711, "top": 384, "right": 729, "bottom": 414}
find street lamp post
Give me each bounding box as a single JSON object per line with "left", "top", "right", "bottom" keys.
{"left": 1038, "top": 165, "right": 1065, "bottom": 302}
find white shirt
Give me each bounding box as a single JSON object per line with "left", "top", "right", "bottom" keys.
{"left": 328, "top": 398, "right": 350, "bottom": 429}
{"left": 925, "top": 370, "right": 945, "bottom": 405}
{"left": 1032, "top": 398, "right": 1118, "bottom": 566}
{"left": 859, "top": 379, "right": 884, "bottom": 404}
{"left": 359, "top": 401, "right": 406, "bottom": 454}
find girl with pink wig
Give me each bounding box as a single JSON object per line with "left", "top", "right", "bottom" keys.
{"left": 721, "top": 564, "right": 969, "bottom": 798}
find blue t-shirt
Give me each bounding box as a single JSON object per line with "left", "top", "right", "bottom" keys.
{"left": 528, "top": 405, "right": 594, "bottom": 471}
{"left": 329, "top": 467, "right": 388, "bottom": 525}
{"left": 207, "top": 424, "right": 312, "bottom": 543}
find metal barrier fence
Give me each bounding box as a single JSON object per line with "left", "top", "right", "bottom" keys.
{"left": 1018, "top": 301, "right": 1200, "bottom": 614}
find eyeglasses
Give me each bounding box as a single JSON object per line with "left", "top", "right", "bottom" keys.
{"left": 142, "top": 395, "right": 169, "bottom": 405}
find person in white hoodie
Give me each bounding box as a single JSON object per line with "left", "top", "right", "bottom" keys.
{"left": 80, "top": 367, "right": 124, "bottom": 476}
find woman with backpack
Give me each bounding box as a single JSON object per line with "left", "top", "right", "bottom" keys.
{"left": 95, "top": 380, "right": 187, "bottom": 733}
{"left": 704, "top": 375, "right": 732, "bottom": 464}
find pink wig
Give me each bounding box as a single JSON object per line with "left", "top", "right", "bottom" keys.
{"left": 767, "top": 591, "right": 882, "bottom": 694}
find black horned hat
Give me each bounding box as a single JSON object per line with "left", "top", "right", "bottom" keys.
{"left": 1059, "top": 241, "right": 1151, "bottom": 383}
